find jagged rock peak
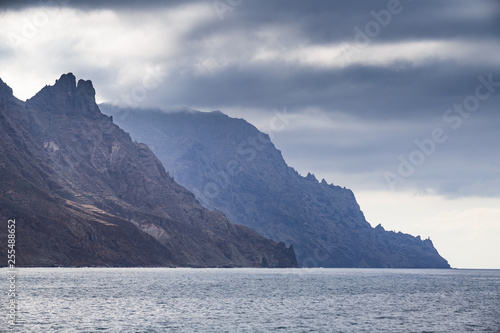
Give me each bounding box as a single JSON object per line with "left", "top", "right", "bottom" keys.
{"left": 0, "top": 77, "right": 14, "bottom": 103}
{"left": 27, "top": 73, "right": 102, "bottom": 118}
{"left": 305, "top": 172, "right": 317, "bottom": 182}
{"left": 50, "top": 73, "right": 95, "bottom": 96}
{"left": 54, "top": 72, "right": 77, "bottom": 92}
{"left": 77, "top": 78, "right": 95, "bottom": 95}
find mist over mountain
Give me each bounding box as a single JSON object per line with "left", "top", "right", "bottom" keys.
{"left": 0, "top": 74, "right": 297, "bottom": 268}
{"left": 101, "top": 105, "right": 450, "bottom": 268}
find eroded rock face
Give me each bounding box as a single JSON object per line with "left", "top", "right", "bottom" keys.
{"left": 0, "top": 74, "right": 297, "bottom": 268}
{"left": 101, "top": 105, "right": 450, "bottom": 268}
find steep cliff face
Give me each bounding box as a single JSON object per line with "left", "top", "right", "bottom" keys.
{"left": 101, "top": 106, "right": 450, "bottom": 268}
{"left": 0, "top": 74, "right": 297, "bottom": 268}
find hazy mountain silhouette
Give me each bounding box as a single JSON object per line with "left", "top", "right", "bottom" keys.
{"left": 0, "top": 74, "right": 297, "bottom": 267}
{"left": 101, "top": 105, "right": 450, "bottom": 268}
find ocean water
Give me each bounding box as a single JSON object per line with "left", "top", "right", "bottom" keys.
{"left": 1, "top": 268, "right": 499, "bottom": 332}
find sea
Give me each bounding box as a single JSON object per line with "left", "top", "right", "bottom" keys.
{"left": 1, "top": 268, "right": 499, "bottom": 332}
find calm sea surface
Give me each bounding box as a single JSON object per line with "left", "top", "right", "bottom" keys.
{"left": 1, "top": 268, "right": 499, "bottom": 332}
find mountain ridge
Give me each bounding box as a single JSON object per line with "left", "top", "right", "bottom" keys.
{"left": 0, "top": 73, "right": 297, "bottom": 268}
{"left": 101, "top": 105, "right": 450, "bottom": 268}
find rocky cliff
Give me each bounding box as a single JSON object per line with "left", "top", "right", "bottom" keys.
{"left": 0, "top": 74, "right": 297, "bottom": 268}
{"left": 101, "top": 106, "right": 450, "bottom": 268}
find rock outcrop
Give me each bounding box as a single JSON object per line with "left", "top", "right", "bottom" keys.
{"left": 0, "top": 74, "right": 297, "bottom": 268}
{"left": 101, "top": 105, "right": 450, "bottom": 268}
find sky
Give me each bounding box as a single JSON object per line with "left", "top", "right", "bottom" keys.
{"left": 1, "top": 0, "right": 499, "bottom": 268}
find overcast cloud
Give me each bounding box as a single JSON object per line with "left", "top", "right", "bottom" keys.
{"left": 1, "top": 0, "right": 498, "bottom": 196}
{"left": 1, "top": 0, "right": 499, "bottom": 267}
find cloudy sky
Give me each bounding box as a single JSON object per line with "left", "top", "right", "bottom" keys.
{"left": 1, "top": 0, "right": 499, "bottom": 268}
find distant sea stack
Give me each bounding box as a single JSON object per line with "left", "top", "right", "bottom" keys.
{"left": 0, "top": 74, "right": 297, "bottom": 268}
{"left": 101, "top": 105, "right": 450, "bottom": 268}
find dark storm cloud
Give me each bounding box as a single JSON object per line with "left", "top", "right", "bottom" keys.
{"left": 236, "top": 0, "right": 500, "bottom": 42}
{"left": 94, "top": 0, "right": 499, "bottom": 122}
{"left": 145, "top": 60, "right": 499, "bottom": 120}
{"left": 192, "top": 0, "right": 500, "bottom": 43}
{"left": 5, "top": 0, "right": 499, "bottom": 42}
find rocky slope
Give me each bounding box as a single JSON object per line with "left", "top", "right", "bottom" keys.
{"left": 101, "top": 106, "right": 450, "bottom": 268}
{"left": 0, "top": 74, "right": 297, "bottom": 267}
